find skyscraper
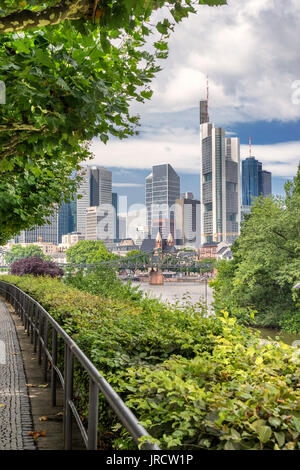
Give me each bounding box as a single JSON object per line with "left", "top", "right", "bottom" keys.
{"left": 145, "top": 164, "right": 180, "bottom": 239}
{"left": 85, "top": 205, "right": 115, "bottom": 241}
{"left": 200, "top": 103, "right": 240, "bottom": 244}
{"left": 242, "top": 157, "right": 272, "bottom": 206}
{"left": 76, "top": 165, "right": 112, "bottom": 236}
{"left": 260, "top": 170, "right": 272, "bottom": 197}
{"left": 112, "top": 192, "right": 119, "bottom": 241}
{"left": 16, "top": 201, "right": 74, "bottom": 245}
{"left": 175, "top": 195, "right": 200, "bottom": 247}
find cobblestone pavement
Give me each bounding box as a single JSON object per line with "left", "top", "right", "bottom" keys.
{"left": 0, "top": 299, "right": 35, "bottom": 450}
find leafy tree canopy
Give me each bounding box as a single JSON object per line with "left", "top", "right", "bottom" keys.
{"left": 66, "top": 239, "right": 117, "bottom": 264}
{"left": 0, "top": 0, "right": 226, "bottom": 245}
{"left": 4, "top": 243, "right": 46, "bottom": 263}
{"left": 212, "top": 165, "right": 300, "bottom": 332}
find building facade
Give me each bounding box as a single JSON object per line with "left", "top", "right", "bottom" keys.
{"left": 85, "top": 205, "right": 115, "bottom": 241}
{"left": 16, "top": 201, "right": 75, "bottom": 245}
{"left": 145, "top": 164, "right": 180, "bottom": 239}
{"left": 76, "top": 165, "right": 112, "bottom": 236}
{"left": 199, "top": 100, "right": 241, "bottom": 245}
{"left": 242, "top": 157, "right": 272, "bottom": 206}
{"left": 175, "top": 195, "right": 200, "bottom": 247}
{"left": 112, "top": 192, "right": 119, "bottom": 241}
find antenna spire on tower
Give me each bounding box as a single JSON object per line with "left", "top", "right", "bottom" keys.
{"left": 249, "top": 136, "right": 252, "bottom": 158}
{"left": 206, "top": 75, "right": 209, "bottom": 123}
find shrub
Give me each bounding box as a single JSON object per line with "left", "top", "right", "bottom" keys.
{"left": 1, "top": 274, "right": 299, "bottom": 450}
{"left": 10, "top": 256, "right": 64, "bottom": 278}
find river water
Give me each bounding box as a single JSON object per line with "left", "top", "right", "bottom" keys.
{"left": 132, "top": 281, "right": 214, "bottom": 308}
{"left": 133, "top": 281, "right": 300, "bottom": 346}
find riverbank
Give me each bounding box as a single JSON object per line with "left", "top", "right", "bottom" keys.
{"left": 133, "top": 281, "right": 300, "bottom": 346}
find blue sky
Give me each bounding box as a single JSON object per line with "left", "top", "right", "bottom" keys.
{"left": 87, "top": 0, "right": 300, "bottom": 209}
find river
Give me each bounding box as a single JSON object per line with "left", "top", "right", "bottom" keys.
{"left": 132, "top": 281, "right": 300, "bottom": 346}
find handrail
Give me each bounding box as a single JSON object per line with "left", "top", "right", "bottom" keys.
{"left": 0, "top": 280, "right": 160, "bottom": 451}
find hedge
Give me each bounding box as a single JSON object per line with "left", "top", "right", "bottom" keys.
{"left": 1, "top": 275, "right": 299, "bottom": 450}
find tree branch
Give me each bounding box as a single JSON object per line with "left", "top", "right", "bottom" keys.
{"left": 0, "top": 124, "right": 41, "bottom": 131}
{"left": 0, "top": 0, "right": 92, "bottom": 34}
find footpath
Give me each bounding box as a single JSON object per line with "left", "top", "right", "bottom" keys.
{"left": 0, "top": 296, "right": 85, "bottom": 451}
{"left": 0, "top": 298, "right": 35, "bottom": 450}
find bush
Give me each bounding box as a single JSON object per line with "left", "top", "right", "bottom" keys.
{"left": 1, "top": 274, "right": 299, "bottom": 450}
{"left": 10, "top": 256, "right": 64, "bottom": 278}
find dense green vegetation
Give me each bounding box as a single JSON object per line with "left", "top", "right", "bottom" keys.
{"left": 212, "top": 166, "right": 300, "bottom": 333}
{"left": 66, "top": 240, "right": 117, "bottom": 264}
{"left": 4, "top": 244, "right": 47, "bottom": 264}
{"left": 1, "top": 272, "right": 299, "bottom": 450}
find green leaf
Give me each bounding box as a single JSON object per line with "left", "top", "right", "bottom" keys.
{"left": 257, "top": 426, "right": 272, "bottom": 444}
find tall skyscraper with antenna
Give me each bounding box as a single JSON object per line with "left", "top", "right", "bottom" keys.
{"left": 199, "top": 83, "right": 241, "bottom": 244}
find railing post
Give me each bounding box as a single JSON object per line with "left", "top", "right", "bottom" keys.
{"left": 27, "top": 297, "right": 31, "bottom": 337}
{"left": 64, "top": 345, "right": 74, "bottom": 450}
{"left": 30, "top": 301, "right": 34, "bottom": 344}
{"left": 13, "top": 286, "right": 17, "bottom": 311}
{"left": 33, "top": 304, "right": 38, "bottom": 353}
{"left": 87, "top": 379, "right": 99, "bottom": 450}
{"left": 38, "top": 312, "right": 43, "bottom": 365}
{"left": 22, "top": 292, "right": 26, "bottom": 325}
{"left": 51, "top": 329, "right": 57, "bottom": 407}
{"left": 44, "top": 318, "right": 49, "bottom": 382}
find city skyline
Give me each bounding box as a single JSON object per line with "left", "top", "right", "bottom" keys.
{"left": 87, "top": 0, "right": 299, "bottom": 206}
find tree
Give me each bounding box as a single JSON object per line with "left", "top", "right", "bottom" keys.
{"left": 5, "top": 243, "right": 46, "bottom": 264}
{"left": 66, "top": 240, "right": 117, "bottom": 264}
{"left": 212, "top": 165, "right": 300, "bottom": 332}
{"left": 11, "top": 255, "right": 63, "bottom": 277}
{"left": 0, "top": 0, "right": 226, "bottom": 245}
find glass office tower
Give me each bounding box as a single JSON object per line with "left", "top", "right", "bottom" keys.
{"left": 242, "top": 158, "right": 272, "bottom": 206}
{"left": 145, "top": 164, "right": 180, "bottom": 239}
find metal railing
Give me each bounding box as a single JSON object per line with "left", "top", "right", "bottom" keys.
{"left": 0, "top": 281, "right": 160, "bottom": 451}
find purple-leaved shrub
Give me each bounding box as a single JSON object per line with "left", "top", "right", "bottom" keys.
{"left": 11, "top": 256, "right": 63, "bottom": 278}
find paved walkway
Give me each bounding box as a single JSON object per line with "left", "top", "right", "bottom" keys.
{"left": 0, "top": 299, "right": 35, "bottom": 450}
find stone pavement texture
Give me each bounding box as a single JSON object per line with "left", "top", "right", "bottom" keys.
{"left": 0, "top": 298, "right": 35, "bottom": 450}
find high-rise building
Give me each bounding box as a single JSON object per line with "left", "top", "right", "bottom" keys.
{"left": 85, "top": 205, "right": 115, "bottom": 241}
{"left": 76, "top": 165, "right": 112, "bottom": 236}
{"left": 16, "top": 202, "right": 75, "bottom": 245}
{"left": 118, "top": 216, "right": 127, "bottom": 240}
{"left": 112, "top": 192, "right": 119, "bottom": 241}
{"left": 260, "top": 170, "right": 272, "bottom": 197}
{"left": 200, "top": 104, "right": 241, "bottom": 244}
{"left": 200, "top": 100, "right": 209, "bottom": 125}
{"left": 145, "top": 164, "right": 180, "bottom": 239}
{"left": 175, "top": 195, "right": 200, "bottom": 247}
{"left": 242, "top": 157, "right": 272, "bottom": 206}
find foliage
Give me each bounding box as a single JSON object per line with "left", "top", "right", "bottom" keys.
{"left": 64, "top": 265, "right": 144, "bottom": 302}
{"left": 4, "top": 243, "right": 46, "bottom": 264}
{"left": 212, "top": 166, "right": 300, "bottom": 333}
{"left": 0, "top": 1, "right": 226, "bottom": 244}
{"left": 66, "top": 240, "right": 117, "bottom": 264}
{"left": 1, "top": 273, "right": 299, "bottom": 450}
{"left": 10, "top": 255, "right": 63, "bottom": 276}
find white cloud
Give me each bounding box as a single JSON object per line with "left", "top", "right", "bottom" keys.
{"left": 241, "top": 141, "right": 300, "bottom": 177}
{"left": 131, "top": 0, "right": 300, "bottom": 123}
{"left": 88, "top": 1, "right": 300, "bottom": 178}
{"left": 90, "top": 133, "right": 299, "bottom": 177}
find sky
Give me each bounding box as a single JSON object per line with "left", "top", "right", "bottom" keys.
{"left": 88, "top": 0, "right": 300, "bottom": 208}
